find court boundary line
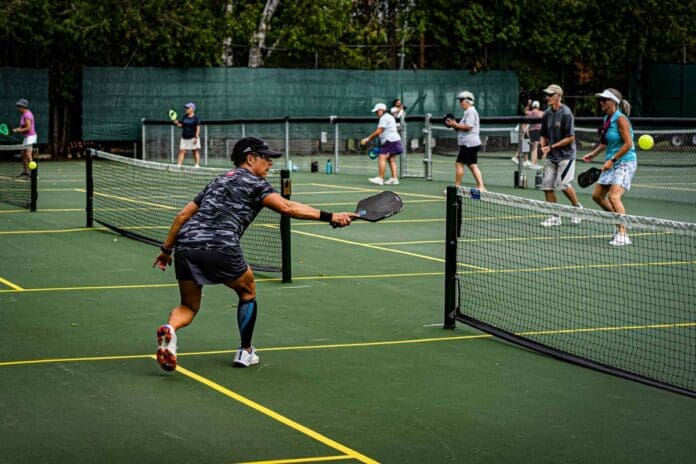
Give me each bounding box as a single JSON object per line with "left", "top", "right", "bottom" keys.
{"left": 2, "top": 321, "right": 694, "bottom": 368}
{"left": 0, "top": 272, "right": 443, "bottom": 294}
{"left": 172, "top": 362, "right": 378, "bottom": 464}
{"left": 236, "top": 454, "right": 355, "bottom": 464}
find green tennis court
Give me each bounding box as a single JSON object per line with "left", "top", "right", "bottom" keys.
{"left": 1, "top": 161, "right": 695, "bottom": 463}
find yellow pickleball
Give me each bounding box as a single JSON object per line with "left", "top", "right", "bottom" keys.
{"left": 638, "top": 134, "right": 654, "bottom": 150}
{"left": 28, "top": 161, "right": 38, "bottom": 170}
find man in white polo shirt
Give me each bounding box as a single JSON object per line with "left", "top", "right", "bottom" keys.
{"left": 360, "top": 102, "right": 403, "bottom": 186}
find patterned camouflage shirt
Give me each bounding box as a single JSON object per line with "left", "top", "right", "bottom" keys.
{"left": 175, "top": 168, "right": 277, "bottom": 251}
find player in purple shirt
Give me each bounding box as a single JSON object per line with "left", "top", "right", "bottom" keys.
{"left": 12, "top": 98, "right": 36, "bottom": 178}
{"left": 153, "top": 137, "right": 357, "bottom": 371}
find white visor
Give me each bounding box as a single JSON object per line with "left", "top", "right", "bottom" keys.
{"left": 595, "top": 90, "right": 620, "bottom": 104}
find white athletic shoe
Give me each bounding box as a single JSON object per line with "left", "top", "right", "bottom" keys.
{"left": 523, "top": 160, "right": 532, "bottom": 168}
{"left": 530, "top": 164, "right": 544, "bottom": 170}
{"left": 384, "top": 177, "right": 399, "bottom": 185}
{"left": 510, "top": 157, "right": 519, "bottom": 165}
{"left": 571, "top": 204, "right": 584, "bottom": 224}
{"left": 610, "top": 233, "right": 632, "bottom": 246}
{"left": 233, "top": 347, "right": 260, "bottom": 367}
{"left": 368, "top": 177, "right": 384, "bottom": 185}
{"left": 541, "top": 215, "right": 562, "bottom": 227}
{"left": 194, "top": 164, "right": 200, "bottom": 168}
{"left": 156, "top": 324, "right": 178, "bottom": 372}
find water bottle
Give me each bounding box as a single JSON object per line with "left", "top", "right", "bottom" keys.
{"left": 520, "top": 171, "right": 528, "bottom": 189}
{"left": 535, "top": 169, "right": 543, "bottom": 190}
{"left": 325, "top": 159, "right": 332, "bottom": 174}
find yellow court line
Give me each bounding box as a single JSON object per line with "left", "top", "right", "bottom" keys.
{"left": 237, "top": 455, "right": 354, "bottom": 464}
{"left": 0, "top": 276, "right": 24, "bottom": 291}
{"left": 0, "top": 209, "right": 29, "bottom": 214}
{"left": 306, "top": 199, "right": 442, "bottom": 207}
{"left": 3, "top": 320, "right": 694, "bottom": 368}
{"left": 0, "top": 227, "right": 101, "bottom": 235}
{"left": 292, "top": 190, "right": 375, "bottom": 196}
{"left": 291, "top": 229, "right": 489, "bottom": 271}
{"left": 173, "top": 363, "right": 379, "bottom": 464}
{"left": 0, "top": 334, "right": 493, "bottom": 367}
{"left": 309, "top": 183, "right": 443, "bottom": 200}
{"left": 458, "top": 259, "right": 696, "bottom": 275}
{"left": 0, "top": 272, "right": 444, "bottom": 294}
{"left": 37, "top": 188, "right": 86, "bottom": 192}
{"left": 93, "top": 191, "right": 178, "bottom": 210}
{"left": 290, "top": 218, "right": 443, "bottom": 227}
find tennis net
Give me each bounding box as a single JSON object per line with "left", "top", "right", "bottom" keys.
{"left": 86, "top": 150, "right": 291, "bottom": 278}
{"left": 0, "top": 144, "right": 37, "bottom": 211}
{"left": 444, "top": 187, "right": 696, "bottom": 397}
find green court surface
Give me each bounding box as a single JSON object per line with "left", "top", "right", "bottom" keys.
{"left": 1, "top": 161, "right": 695, "bottom": 463}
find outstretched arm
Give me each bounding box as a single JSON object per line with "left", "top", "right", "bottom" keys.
{"left": 262, "top": 192, "right": 356, "bottom": 227}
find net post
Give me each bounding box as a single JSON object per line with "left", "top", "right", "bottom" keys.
{"left": 443, "top": 186, "right": 459, "bottom": 329}
{"left": 284, "top": 118, "right": 290, "bottom": 171}
{"left": 141, "top": 118, "right": 146, "bottom": 160}
{"left": 425, "top": 114, "right": 433, "bottom": 181}
{"left": 29, "top": 162, "right": 38, "bottom": 212}
{"left": 86, "top": 149, "right": 94, "bottom": 227}
{"left": 333, "top": 119, "right": 340, "bottom": 173}
{"left": 280, "top": 169, "right": 292, "bottom": 283}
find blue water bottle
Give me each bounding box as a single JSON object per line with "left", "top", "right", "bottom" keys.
{"left": 325, "top": 159, "right": 333, "bottom": 174}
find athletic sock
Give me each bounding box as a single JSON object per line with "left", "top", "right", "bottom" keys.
{"left": 237, "top": 298, "right": 257, "bottom": 348}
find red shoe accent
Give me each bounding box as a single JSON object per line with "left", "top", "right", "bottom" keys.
{"left": 157, "top": 348, "right": 177, "bottom": 371}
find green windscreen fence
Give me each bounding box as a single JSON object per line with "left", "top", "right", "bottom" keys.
{"left": 82, "top": 67, "right": 519, "bottom": 141}
{"left": 0, "top": 68, "right": 49, "bottom": 144}
{"left": 644, "top": 64, "right": 696, "bottom": 117}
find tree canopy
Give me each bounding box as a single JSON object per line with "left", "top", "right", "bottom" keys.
{"left": 1, "top": 0, "right": 694, "bottom": 152}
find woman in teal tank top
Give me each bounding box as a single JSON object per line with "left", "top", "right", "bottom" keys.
{"left": 582, "top": 88, "right": 637, "bottom": 246}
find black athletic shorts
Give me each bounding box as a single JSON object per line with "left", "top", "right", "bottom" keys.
{"left": 456, "top": 145, "right": 481, "bottom": 165}
{"left": 529, "top": 129, "right": 541, "bottom": 142}
{"left": 174, "top": 248, "right": 248, "bottom": 285}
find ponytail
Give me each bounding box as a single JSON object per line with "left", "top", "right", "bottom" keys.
{"left": 620, "top": 99, "right": 631, "bottom": 116}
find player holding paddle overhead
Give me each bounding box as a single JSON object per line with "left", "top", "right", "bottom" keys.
{"left": 582, "top": 88, "right": 637, "bottom": 246}
{"left": 12, "top": 98, "right": 36, "bottom": 178}
{"left": 360, "top": 102, "right": 403, "bottom": 186}
{"left": 152, "top": 137, "right": 357, "bottom": 372}
{"left": 538, "top": 84, "right": 584, "bottom": 227}
{"left": 172, "top": 102, "right": 201, "bottom": 168}
{"left": 444, "top": 91, "right": 485, "bottom": 191}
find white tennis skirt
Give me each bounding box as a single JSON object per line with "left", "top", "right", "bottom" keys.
{"left": 180, "top": 137, "right": 201, "bottom": 150}
{"left": 23, "top": 135, "right": 37, "bottom": 145}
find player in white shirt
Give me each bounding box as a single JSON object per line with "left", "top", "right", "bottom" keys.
{"left": 360, "top": 103, "right": 404, "bottom": 185}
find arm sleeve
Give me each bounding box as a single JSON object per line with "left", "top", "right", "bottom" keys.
{"left": 540, "top": 113, "right": 549, "bottom": 139}
{"left": 562, "top": 112, "right": 575, "bottom": 138}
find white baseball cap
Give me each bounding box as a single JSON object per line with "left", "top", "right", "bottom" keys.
{"left": 457, "top": 91, "right": 475, "bottom": 103}
{"left": 531, "top": 100, "right": 540, "bottom": 108}
{"left": 594, "top": 89, "right": 621, "bottom": 104}
{"left": 371, "top": 103, "right": 387, "bottom": 112}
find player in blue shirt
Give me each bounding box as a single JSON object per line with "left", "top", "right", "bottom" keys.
{"left": 153, "top": 137, "right": 357, "bottom": 371}
{"left": 582, "top": 89, "right": 637, "bottom": 246}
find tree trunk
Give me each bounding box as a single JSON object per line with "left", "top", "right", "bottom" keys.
{"left": 248, "top": 0, "right": 281, "bottom": 68}
{"left": 221, "top": 2, "right": 234, "bottom": 66}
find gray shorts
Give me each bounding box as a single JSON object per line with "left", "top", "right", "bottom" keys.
{"left": 542, "top": 159, "right": 576, "bottom": 191}
{"left": 174, "top": 248, "right": 248, "bottom": 285}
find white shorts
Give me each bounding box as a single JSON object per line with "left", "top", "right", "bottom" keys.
{"left": 542, "top": 159, "right": 576, "bottom": 191}
{"left": 598, "top": 161, "right": 637, "bottom": 191}
{"left": 180, "top": 138, "right": 201, "bottom": 151}
{"left": 23, "top": 135, "right": 37, "bottom": 146}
